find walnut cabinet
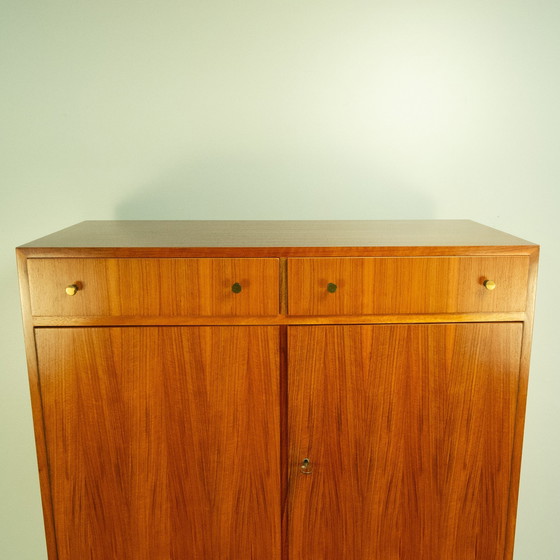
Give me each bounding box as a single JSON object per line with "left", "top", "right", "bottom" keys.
{"left": 17, "top": 220, "right": 539, "bottom": 560}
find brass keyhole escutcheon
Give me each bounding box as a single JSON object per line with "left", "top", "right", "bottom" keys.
{"left": 301, "top": 458, "right": 313, "bottom": 474}
{"left": 232, "top": 282, "right": 242, "bottom": 294}
{"left": 327, "top": 283, "right": 337, "bottom": 293}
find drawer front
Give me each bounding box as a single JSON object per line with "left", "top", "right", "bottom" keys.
{"left": 287, "top": 257, "right": 529, "bottom": 315}
{"left": 28, "top": 258, "right": 279, "bottom": 317}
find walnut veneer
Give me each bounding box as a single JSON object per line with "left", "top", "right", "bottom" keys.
{"left": 17, "top": 220, "right": 539, "bottom": 560}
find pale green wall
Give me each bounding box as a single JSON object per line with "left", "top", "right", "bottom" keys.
{"left": 1, "top": 1, "right": 559, "bottom": 558}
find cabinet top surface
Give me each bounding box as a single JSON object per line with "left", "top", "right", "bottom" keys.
{"left": 17, "top": 220, "right": 537, "bottom": 257}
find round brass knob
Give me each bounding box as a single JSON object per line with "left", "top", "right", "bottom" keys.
{"left": 231, "top": 282, "right": 242, "bottom": 294}
{"left": 327, "top": 283, "right": 337, "bottom": 293}
{"left": 65, "top": 284, "right": 79, "bottom": 296}
{"left": 483, "top": 280, "right": 496, "bottom": 291}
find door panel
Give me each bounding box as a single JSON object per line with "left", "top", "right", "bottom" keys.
{"left": 36, "top": 326, "right": 280, "bottom": 560}
{"left": 287, "top": 323, "right": 522, "bottom": 560}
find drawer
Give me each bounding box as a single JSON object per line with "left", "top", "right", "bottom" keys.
{"left": 287, "top": 257, "right": 529, "bottom": 315}
{"left": 27, "top": 258, "right": 279, "bottom": 317}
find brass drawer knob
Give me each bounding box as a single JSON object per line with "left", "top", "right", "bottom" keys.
{"left": 231, "top": 282, "right": 242, "bottom": 294}
{"left": 327, "top": 283, "right": 337, "bottom": 293}
{"left": 300, "top": 458, "right": 313, "bottom": 474}
{"left": 483, "top": 280, "right": 497, "bottom": 291}
{"left": 65, "top": 284, "right": 79, "bottom": 296}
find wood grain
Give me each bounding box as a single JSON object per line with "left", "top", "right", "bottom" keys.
{"left": 28, "top": 258, "right": 279, "bottom": 317}
{"left": 35, "top": 326, "right": 281, "bottom": 560}
{"left": 287, "top": 323, "right": 522, "bottom": 559}
{"left": 288, "top": 256, "right": 529, "bottom": 315}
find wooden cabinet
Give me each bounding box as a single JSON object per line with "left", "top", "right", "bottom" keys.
{"left": 17, "top": 220, "right": 539, "bottom": 560}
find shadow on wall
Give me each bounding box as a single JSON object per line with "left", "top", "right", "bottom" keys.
{"left": 115, "top": 156, "right": 436, "bottom": 220}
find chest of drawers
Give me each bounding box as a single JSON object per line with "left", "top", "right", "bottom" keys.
{"left": 17, "top": 220, "right": 539, "bottom": 559}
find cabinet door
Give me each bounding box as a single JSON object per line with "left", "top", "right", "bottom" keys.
{"left": 288, "top": 323, "right": 522, "bottom": 560}
{"left": 36, "top": 326, "right": 280, "bottom": 560}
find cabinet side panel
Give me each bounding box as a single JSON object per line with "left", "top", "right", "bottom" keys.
{"left": 505, "top": 248, "right": 539, "bottom": 559}
{"left": 16, "top": 251, "right": 58, "bottom": 559}
{"left": 287, "top": 323, "right": 522, "bottom": 560}
{"left": 35, "top": 326, "right": 281, "bottom": 560}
